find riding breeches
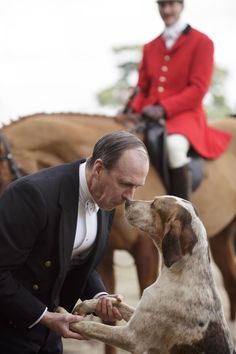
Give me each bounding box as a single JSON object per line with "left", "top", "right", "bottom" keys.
{"left": 166, "top": 134, "right": 191, "bottom": 169}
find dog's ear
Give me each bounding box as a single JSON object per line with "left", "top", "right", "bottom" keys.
{"left": 179, "top": 227, "right": 198, "bottom": 256}
{"left": 162, "top": 218, "right": 197, "bottom": 267}
{"left": 162, "top": 220, "right": 183, "bottom": 268}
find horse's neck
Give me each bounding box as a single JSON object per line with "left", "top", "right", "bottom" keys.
{"left": 1, "top": 114, "right": 125, "bottom": 173}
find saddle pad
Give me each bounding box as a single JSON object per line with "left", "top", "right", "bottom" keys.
{"left": 144, "top": 122, "right": 203, "bottom": 192}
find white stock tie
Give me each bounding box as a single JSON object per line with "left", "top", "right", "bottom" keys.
{"left": 85, "top": 200, "right": 97, "bottom": 215}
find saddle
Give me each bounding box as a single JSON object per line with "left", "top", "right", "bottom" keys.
{"left": 144, "top": 122, "right": 204, "bottom": 193}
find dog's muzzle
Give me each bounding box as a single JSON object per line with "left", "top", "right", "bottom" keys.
{"left": 125, "top": 199, "right": 132, "bottom": 208}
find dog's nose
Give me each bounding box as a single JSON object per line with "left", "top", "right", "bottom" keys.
{"left": 125, "top": 199, "right": 132, "bottom": 208}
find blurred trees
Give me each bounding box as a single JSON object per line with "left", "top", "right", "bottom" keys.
{"left": 96, "top": 45, "right": 231, "bottom": 120}
{"left": 96, "top": 45, "right": 141, "bottom": 111}
{"left": 205, "top": 66, "right": 231, "bottom": 120}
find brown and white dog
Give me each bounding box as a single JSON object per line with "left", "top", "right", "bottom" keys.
{"left": 69, "top": 196, "right": 235, "bottom": 354}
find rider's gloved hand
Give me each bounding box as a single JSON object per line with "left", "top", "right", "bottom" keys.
{"left": 141, "top": 104, "right": 165, "bottom": 123}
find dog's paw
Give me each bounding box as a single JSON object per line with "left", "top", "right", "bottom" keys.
{"left": 73, "top": 299, "right": 97, "bottom": 315}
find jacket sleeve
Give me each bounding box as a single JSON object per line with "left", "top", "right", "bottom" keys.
{"left": 131, "top": 46, "right": 150, "bottom": 112}
{"left": 0, "top": 180, "right": 48, "bottom": 329}
{"left": 161, "top": 36, "right": 214, "bottom": 117}
{"left": 80, "top": 269, "right": 107, "bottom": 301}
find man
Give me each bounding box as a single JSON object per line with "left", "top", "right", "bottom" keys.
{"left": 130, "top": 0, "right": 231, "bottom": 199}
{"left": 0, "top": 131, "right": 149, "bottom": 353}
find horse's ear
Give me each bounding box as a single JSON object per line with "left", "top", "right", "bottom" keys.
{"left": 161, "top": 220, "right": 183, "bottom": 268}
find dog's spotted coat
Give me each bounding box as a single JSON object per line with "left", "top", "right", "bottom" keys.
{"left": 61, "top": 196, "right": 236, "bottom": 354}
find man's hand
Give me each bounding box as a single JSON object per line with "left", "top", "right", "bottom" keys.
{"left": 95, "top": 294, "right": 123, "bottom": 323}
{"left": 40, "top": 309, "right": 85, "bottom": 340}
{"left": 141, "top": 104, "right": 165, "bottom": 123}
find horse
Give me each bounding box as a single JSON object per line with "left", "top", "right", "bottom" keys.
{"left": 0, "top": 112, "right": 236, "bottom": 346}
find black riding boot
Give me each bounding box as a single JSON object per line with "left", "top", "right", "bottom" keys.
{"left": 169, "top": 163, "right": 192, "bottom": 200}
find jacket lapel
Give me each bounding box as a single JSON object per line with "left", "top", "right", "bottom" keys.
{"left": 87, "top": 209, "right": 112, "bottom": 268}
{"left": 59, "top": 161, "right": 83, "bottom": 270}
{"left": 52, "top": 161, "right": 82, "bottom": 299}
{"left": 169, "top": 25, "right": 192, "bottom": 52}
{"left": 157, "top": 24, "right": 192, "bottom": 53}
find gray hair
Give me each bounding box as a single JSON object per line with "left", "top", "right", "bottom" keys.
{"left": 86, "top": 131, "right": 148, "bottom": 170}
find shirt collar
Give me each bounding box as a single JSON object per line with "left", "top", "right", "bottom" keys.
{"left": 79, "top": 161, "right": 99, "bottom": 214}
{"left": 163, "top": 20, "right": 187, "bottom": 40}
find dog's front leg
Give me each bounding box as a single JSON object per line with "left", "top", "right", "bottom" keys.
{"left": 70, "top": 321, "right": 140, "bottom": 353}
{"left": 73, "top": 298, "right": 135, "bottom": 322}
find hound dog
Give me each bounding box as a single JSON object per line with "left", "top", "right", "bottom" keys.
{"left": 65, "top": 196, "right": 236, "bottom": 354}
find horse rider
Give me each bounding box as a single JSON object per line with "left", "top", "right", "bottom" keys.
{"left": 129, "top": 0, "right": 231, "bottom": 200}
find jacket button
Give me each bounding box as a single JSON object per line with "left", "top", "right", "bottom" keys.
{"left": 164, "top": 55, "right": 170, "bottom": 61}
{"left": 32, "top": 284, "right": 39, "bottom": 291}
{"left": 159, "top": 76, "right": 166, "bottom": 82}
{"left": 44, "top": 260, "right": 52, "bottom": 268}
{"left": 157, "top": 86, "right": 164, "bottom": 92}
{"left": 161, "top": 65, "right": 168, "bottom": 72}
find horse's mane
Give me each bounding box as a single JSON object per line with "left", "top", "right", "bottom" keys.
{"left": 0, "top": 111, "right": 114, "bottom": 129}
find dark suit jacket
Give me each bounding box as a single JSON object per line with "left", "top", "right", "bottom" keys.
{"left": 0, "top": 160, "right": 114, "bottom": 329}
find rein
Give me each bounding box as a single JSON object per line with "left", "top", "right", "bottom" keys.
{"left": 0, "top": 131, "right": 24, "bottom": 181}
{"left": 115, "top": 113, "right": 147, "bottom": 134}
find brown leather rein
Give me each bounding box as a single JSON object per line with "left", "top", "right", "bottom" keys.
{"left": 114, "top": 113, "right": 147, "bottom": 134}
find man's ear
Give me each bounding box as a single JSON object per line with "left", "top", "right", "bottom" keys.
{"left": 93, "top": 159, "right": 104, "bottom": 177}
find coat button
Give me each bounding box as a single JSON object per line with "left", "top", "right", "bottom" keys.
{"left": 164, "top": 55, "right": 170, "bottom": 61}
{"left": 159, "top": 76, "right": 166, "bottom": 82}
{"left": 161, "top": 65, "right": 168, "bottom": 72}
{"left": 44, "top": 260, "right": 52, "bottom": 268}
{"left": 157, "top": 86, "right": 164, "bottom": 92}
{"left": 32, "top": 284, "right": 39, "bottom": 291}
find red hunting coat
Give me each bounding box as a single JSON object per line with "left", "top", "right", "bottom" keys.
{"left": 131, "top": 25, "right": 231, "bottom": 159}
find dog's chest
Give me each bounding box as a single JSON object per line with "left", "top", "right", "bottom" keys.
{"left": 136, "top": 267, "right": 223, "bottom": 329}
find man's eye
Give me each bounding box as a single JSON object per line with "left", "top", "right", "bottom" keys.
{"left": 120, "top": 183, "right": 130, "bottom": 187}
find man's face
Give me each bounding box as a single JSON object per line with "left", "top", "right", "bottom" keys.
{"left": 158, "top": 1, "right": 183, "bottom": 27}
{"left": 89, "top": 149, "right": 149, "bottom": 211}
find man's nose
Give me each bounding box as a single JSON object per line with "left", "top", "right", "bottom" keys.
{"left": 123, "top": 187, "right": 136, "bottom": 201}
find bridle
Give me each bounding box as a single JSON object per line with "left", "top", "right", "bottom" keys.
{"left": 0, "top": 131, "right": 24, "bottom": 181}
{"left": 115, "top": 113, "right": 147, "bottom": 134}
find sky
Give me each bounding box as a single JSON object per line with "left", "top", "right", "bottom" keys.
{"left": 0, "top": 0, "right": 235, "bottom": 124}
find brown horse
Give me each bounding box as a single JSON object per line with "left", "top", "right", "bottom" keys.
{"left": 0, "top": 113, "right": 235, "bottom": 332}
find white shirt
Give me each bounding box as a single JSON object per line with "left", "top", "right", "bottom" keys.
{"left": 72, "top": 161, "right": 107, "bottom": 297}
{"left": 162, "top": 20, "right": 187, "bottom": 49}
{"left": 72, "top": 161, "right": 99, "bottom": 258}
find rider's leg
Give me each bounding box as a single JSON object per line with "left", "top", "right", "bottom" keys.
{"left": 166, "top": 134, "right": 192, "bottom": 200}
